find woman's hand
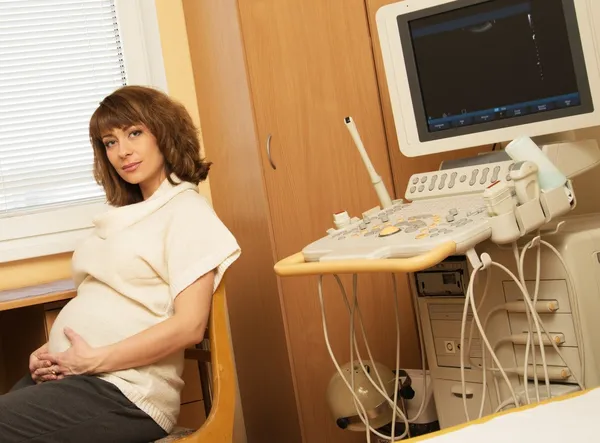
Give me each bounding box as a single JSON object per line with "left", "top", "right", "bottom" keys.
{"left": 38, "top": 327, "right": 104, "bottom": 376}
{"left": 29, "top": 343, "right": 62, "bottom": 383}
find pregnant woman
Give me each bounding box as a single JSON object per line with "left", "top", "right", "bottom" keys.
{"left": 0, "top": 86, "right": 240, "bottom": 443}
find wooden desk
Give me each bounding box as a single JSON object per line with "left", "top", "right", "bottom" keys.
{"left": 0, "top": 281, "right": 206, "bottom": 428}
{"left": 0, "top": 279, "right": 75, "bottom": 312}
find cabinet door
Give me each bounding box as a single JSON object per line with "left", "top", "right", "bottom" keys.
{"left": 239, "top": 1, "right": 421, "bottom": 442}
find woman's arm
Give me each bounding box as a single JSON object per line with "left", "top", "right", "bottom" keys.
{"left": 41, "top": 270, "right": 215, "bottom": 375}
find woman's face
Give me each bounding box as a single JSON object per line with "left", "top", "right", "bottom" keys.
{"left": 101, "top": 124, "right": 166, "bottom": 199}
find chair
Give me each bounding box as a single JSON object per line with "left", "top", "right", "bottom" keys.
{"left": 156, "top": 280, "right": 236, "bottom": 442}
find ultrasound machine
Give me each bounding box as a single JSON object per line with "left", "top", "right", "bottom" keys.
{"left": 275, "top": 0, "right": 600, "bottom": 441}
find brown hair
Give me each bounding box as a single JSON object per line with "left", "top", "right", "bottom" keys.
{"left": 89, "top": 85, "right": 211, "bottom": 206}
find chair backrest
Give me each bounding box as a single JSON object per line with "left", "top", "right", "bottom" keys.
{"left": 180, "top": 280, "right": 235, "bottom": 442}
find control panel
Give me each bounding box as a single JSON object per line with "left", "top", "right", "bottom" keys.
{"left": 297, "top": 118, "right": 573, "bottom": 265}
{"left": 300, "top": 157, "right": 520, "bottom": 262}
{"left": 300, "top": 159, "right": 524, "bottom": 262}
{"left": 303, "top": 193, "right": 493, "bottom": 262}
{"left": 406, "top": 160, "right": 514, "bottom": 201}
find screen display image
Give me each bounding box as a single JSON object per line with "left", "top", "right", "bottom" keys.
{"left": 403, "top": 0, "right": 590, "bottom": 135}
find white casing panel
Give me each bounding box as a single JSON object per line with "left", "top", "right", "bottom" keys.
{"left": 376, "top": 0, "right": 600, "bottom": 157}
{"left": 413, "top": 214, "right": 600, "bottom": 428}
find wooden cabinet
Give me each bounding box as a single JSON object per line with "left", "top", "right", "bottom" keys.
{"left": 183, "top": 1, "right": 422, "bottom": 442}
{"left": 0, "top": 305, "right": 48, "bottom": 392}
{"left": 238, "top": 0, "right": 394, "bottom": 261}
{"left": 239, "top": 2, "right": 421, "bottom": 442}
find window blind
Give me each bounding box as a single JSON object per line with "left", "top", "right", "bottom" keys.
{"left": 0, "top": 0, "right": 127, "bottom": 217}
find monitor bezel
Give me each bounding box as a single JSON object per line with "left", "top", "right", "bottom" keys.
{"left": 399, "top": 0, "right": 593, "bottom": 142}
{"left": 376, "top": 0, "right": 600, "bottom": 157}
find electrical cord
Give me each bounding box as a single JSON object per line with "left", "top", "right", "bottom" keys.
{"left": 465, "top": 267, "right": 492, "bottom": 419}
{"left": 464, "top": 253, "right": 537, "bottom": 409}
{"left": 515, "top": 238, "right": 548, "bottom": 402}
{"left": 514, "top": 236, "right": 585, "bottom": 391}
{"left": 486, "top": 258, "right": 544, "bottom": 404}
{"left": 329, "top": 274, "right": 409, "bottom": 442}
{"left": 494, "top": 398, "right": 516, "bottom": 413}
{"left": 470, "top": 304, "right": 507, "bottom": 369}
{"left": 470, "top": 303, "right": 507, "bottom": 406}
{"left": 461, "top": 246, "right": 579, "bottom": 419}
{"left": 336, "top": 273, "right": 430, "bottom": 429}
{"left": 460, "top": 263, "right": 519, "bottom": 422}
{"left": 317, "top": 275, "right": 375, "bottom": 443}
{"left": 408, "top": 277, "right": 431, "bottom": 424}
{"left": 389, "top": 275, "right": 402, "bottom": 439}
{"left": 540, "top": 240, "right": 586, "bottom": 388}
{"left": 489, "top": 260, "right": 584, "bottom": 390}
{"left": 317, "top": 218, "right": 584, "bottom": 439}
{"left": 346, "top": 274, "right": 405, "bottom": 441}
{"left": 321, "top": 271, "right": 434, "bottom": 442}
{"left": 472, "top": 248, "right": 547, "bottom": 407}
{"left": 460, "top": 266, "right": 478, "bottom": 422}
{"left": 476, "top": 272, "right": 489, "bottom": 420}
{"left": 473, "top": 233, "right": 584, "bottom": 413}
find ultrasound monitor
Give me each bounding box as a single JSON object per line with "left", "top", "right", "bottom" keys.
{"left": 377, "top": 0, "right": 600, "bottom": 157}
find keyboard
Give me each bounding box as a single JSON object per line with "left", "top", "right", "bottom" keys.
{"left": 302, "top": 161, "right": 516, "bottom": 262}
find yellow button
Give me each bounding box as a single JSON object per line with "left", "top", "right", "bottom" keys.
{"left": 416, "top": 233, "right": 428, "bottom": 240}
{"left": 379, "top": 226, "right": 401, "bottom": 237}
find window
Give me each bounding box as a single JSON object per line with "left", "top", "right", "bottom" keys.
{"left": 0, "top": 0, "right": 167, "bottom": 262}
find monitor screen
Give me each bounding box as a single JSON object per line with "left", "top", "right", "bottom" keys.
{"left": 397, "top": 0, "right": 593, "bottom": 141}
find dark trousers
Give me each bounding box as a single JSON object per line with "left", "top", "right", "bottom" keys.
{"left": 0, "top": 374, "right": 167, "bottom": 443}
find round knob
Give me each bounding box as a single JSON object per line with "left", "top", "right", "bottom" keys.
{"left": 400, "top": 385, "right": 415, "bottom": 400}
{"left": 336, "top": 418, "right": 350, "bottom": 429}
{"left": 379, "top": 226, "right": 401, "bottom": 237}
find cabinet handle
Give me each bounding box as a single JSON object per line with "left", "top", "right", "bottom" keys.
{"left": 451, "top": 385, "right": 474, "bottom": 399}
{"left": 266, "top": 134, "right": 276, "bottom": 170}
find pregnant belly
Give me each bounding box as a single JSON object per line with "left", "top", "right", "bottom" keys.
{"left": 48, "top": 291, "right": 162, "bottom": 354}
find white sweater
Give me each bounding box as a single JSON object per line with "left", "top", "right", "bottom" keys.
{"left": 48, "top": 177, "right": 241, "bottom": 432}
